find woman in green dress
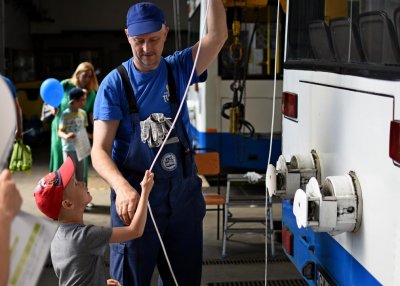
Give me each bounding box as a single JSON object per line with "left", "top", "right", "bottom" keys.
{"left": 49, "top": 62, "right": 99, "bottom": 186}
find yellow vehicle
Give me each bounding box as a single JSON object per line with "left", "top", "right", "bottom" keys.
{"left": 15, "top": 80, "right": 50, "bottom": 144}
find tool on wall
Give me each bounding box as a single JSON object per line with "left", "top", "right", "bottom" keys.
{"left": 221, "top": 1, "right": 268, "bottom": 135}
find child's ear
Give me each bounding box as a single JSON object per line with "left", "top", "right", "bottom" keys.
{"left": 61, "top": 199, "right": 73, "bottom": 210}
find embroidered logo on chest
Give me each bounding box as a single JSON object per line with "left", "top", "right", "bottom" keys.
{"left": 161, "top": 152, "right": 177, "bottom": 171}
{"left": 162, "top": 84, "right": 170, "bottom": 103}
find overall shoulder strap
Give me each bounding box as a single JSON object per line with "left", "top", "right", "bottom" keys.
{"left": 164, "top": 60, "right": 193, "bottom": 152}
{"left": 164, "top": 61, "right": 178, "bottom": 104}
{"left": 117, "top": 65, "right": 139, "bottom": 114}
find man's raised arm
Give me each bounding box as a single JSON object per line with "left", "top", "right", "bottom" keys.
{"left": 192, "top": 0, "right": 228, "bottom": 75}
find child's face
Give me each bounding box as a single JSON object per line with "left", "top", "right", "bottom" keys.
{"left": 78, "top": 95, "right": 87, "bottom": 109}
{"left": 64, "top": 178, "right": 92, "bottom": 207}
{"left": 70, "top": 95, "right": 87, "bottom": 110}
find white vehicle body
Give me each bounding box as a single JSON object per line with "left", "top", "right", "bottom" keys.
{"left": 276, "top": 0, "right": 400, "bottom": 284}
{"left": 282, "top": 69, "right": 400, "bottom": 285}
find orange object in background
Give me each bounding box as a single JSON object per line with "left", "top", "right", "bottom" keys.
{"left": 223, "top": 0, "right": 268, "bottom": 8}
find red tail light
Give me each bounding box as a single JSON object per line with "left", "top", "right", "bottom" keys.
{"left": 282, "top": 226, "right": 293, "bottom": 256}
{"left": 282, "top": 92, "right": 298, "bottom": 119}
{"left": 389, "top": 120, "right": 400, "bottom": 165}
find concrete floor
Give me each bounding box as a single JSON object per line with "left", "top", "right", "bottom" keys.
{"left": 11, "top": 139, "right": 304, "bottom": 286}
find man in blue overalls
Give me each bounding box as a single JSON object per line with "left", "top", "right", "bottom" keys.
{"left": 91, "top": 2, "right": 227, "bottom": 285}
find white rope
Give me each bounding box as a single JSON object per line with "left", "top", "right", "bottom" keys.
{"left": 147, "top": 0, "right": 211, "bottom": 285}
{"left": 149, "top": 0, "right": 209, "bottom": 172}
{"left": 172, "top": 0, "right": 180, "bottom": 50}
{"left": 176, "top": 0, "right": 182, "bottom": 50}
{"left": 265, "top": 2, "right": 281, "bottom": 285}
{"left": 173, "top": 0, "right": 179, "bottom": 50}
{"left": 348, "top": 0, "right": 353, "bottom": 63}
{"left": 173, "top": 0, "right": 182, "bottom": 50}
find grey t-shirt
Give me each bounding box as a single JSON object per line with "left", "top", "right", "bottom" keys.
{"left": 51, "top": 223, "right": 113, "bottom": 286}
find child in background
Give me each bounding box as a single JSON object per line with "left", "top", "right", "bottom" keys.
{"left": 34, "top": 157, "right": 154, "bottom": 286}
{"left": 58, "top": 87, "right": 88, "bottom": 182}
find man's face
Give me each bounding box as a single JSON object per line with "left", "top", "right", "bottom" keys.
{"left": 126, "top": 26, "right": 169, "bottom": 72}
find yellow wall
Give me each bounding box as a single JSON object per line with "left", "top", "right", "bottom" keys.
{"left": 325, "top": 0, "right": 348, "bottom": 23}
{"left": 15, "top": 81, "right": 50, "bottom": 130}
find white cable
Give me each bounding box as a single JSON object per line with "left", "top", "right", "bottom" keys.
{"left": 173, "top": 0, "right": 182, "bottom": 50}
{"left": 283, "top": 0, "right": 289, "bottom": 63}
{"left": 147, "top": 203, "right": 178, "bottom": 284}
{"left": 150, "top": 0, "right": 209, "bottom": 172}
{"left": 173, "top": 0, "right": 177, "bottom": 49}
{"left": 265, "top": 2, "right": 281, "bottom": 285}
{"left": 173, "top": 0, "right": 179, "bottom": 50}
{"left": 147, "top": 0, "right": 211, "bottom": 285}
{"left": 348, "top": 0, "right": 353, "bottom": 63}
{"left": 176, "top": 0, "right": 182, "bottom": 50}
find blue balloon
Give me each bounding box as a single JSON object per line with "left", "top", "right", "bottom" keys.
{"left": 40, "top": 78, "right": 64, "bottom": 108}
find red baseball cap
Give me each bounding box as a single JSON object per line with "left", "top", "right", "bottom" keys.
{"left": 34, "top": 157, "right": 75, "bottom": 220}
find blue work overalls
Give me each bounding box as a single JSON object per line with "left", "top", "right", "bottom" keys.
{"left": 109, "top": 63, "right": 206, "bottom": 286}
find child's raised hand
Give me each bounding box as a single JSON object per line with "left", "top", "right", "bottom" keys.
{"left": 140, "top": 170, "right": 154, "bottom": 194}
{"left": 0, "top": 170, "right": 22, "bottom": 221}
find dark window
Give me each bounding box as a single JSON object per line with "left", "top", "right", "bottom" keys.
{"left": 285, "top": 0, "right": 400, "bottom": 80}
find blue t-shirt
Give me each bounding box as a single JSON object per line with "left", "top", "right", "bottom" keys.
{"left": 1, "top": 76, "right": 17, "bottom": 98}
{"left": 94, "top": 47, "right": 207, "bottom": 165}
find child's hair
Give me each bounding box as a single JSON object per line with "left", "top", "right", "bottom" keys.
{"left": 68, "top": 87, "right": 86, "bottom": 104}
{"left": 34, "top": 157, "right": 75, "bottom": 220}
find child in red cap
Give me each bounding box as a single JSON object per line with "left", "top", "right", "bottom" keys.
{"left": 34, "top": 157, "right": 154, "bottom": 286}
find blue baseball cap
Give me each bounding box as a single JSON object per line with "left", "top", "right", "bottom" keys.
{"left": 126, "top": 2, "right": 165, "bottom": 37}
{"left": 68, "top": 87, "right": 85, "bottom": 103}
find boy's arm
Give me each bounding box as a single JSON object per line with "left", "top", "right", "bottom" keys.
{"left": 58, "top": 116, "right": 75, "bottom": 139}
{"left": 58, "top": 115, "right": 72, "bottom": 139}
{"left": 58, "top": 128, "right": 67, "bottom": 139}
{"left": 109, "top": 191, "right": 149, "bottom": 242}
{"left": 109, "top": 171, "right": 154, "bottom": 243}
{"left": 57, "top": 128, "right": 75, "bottom": 139}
